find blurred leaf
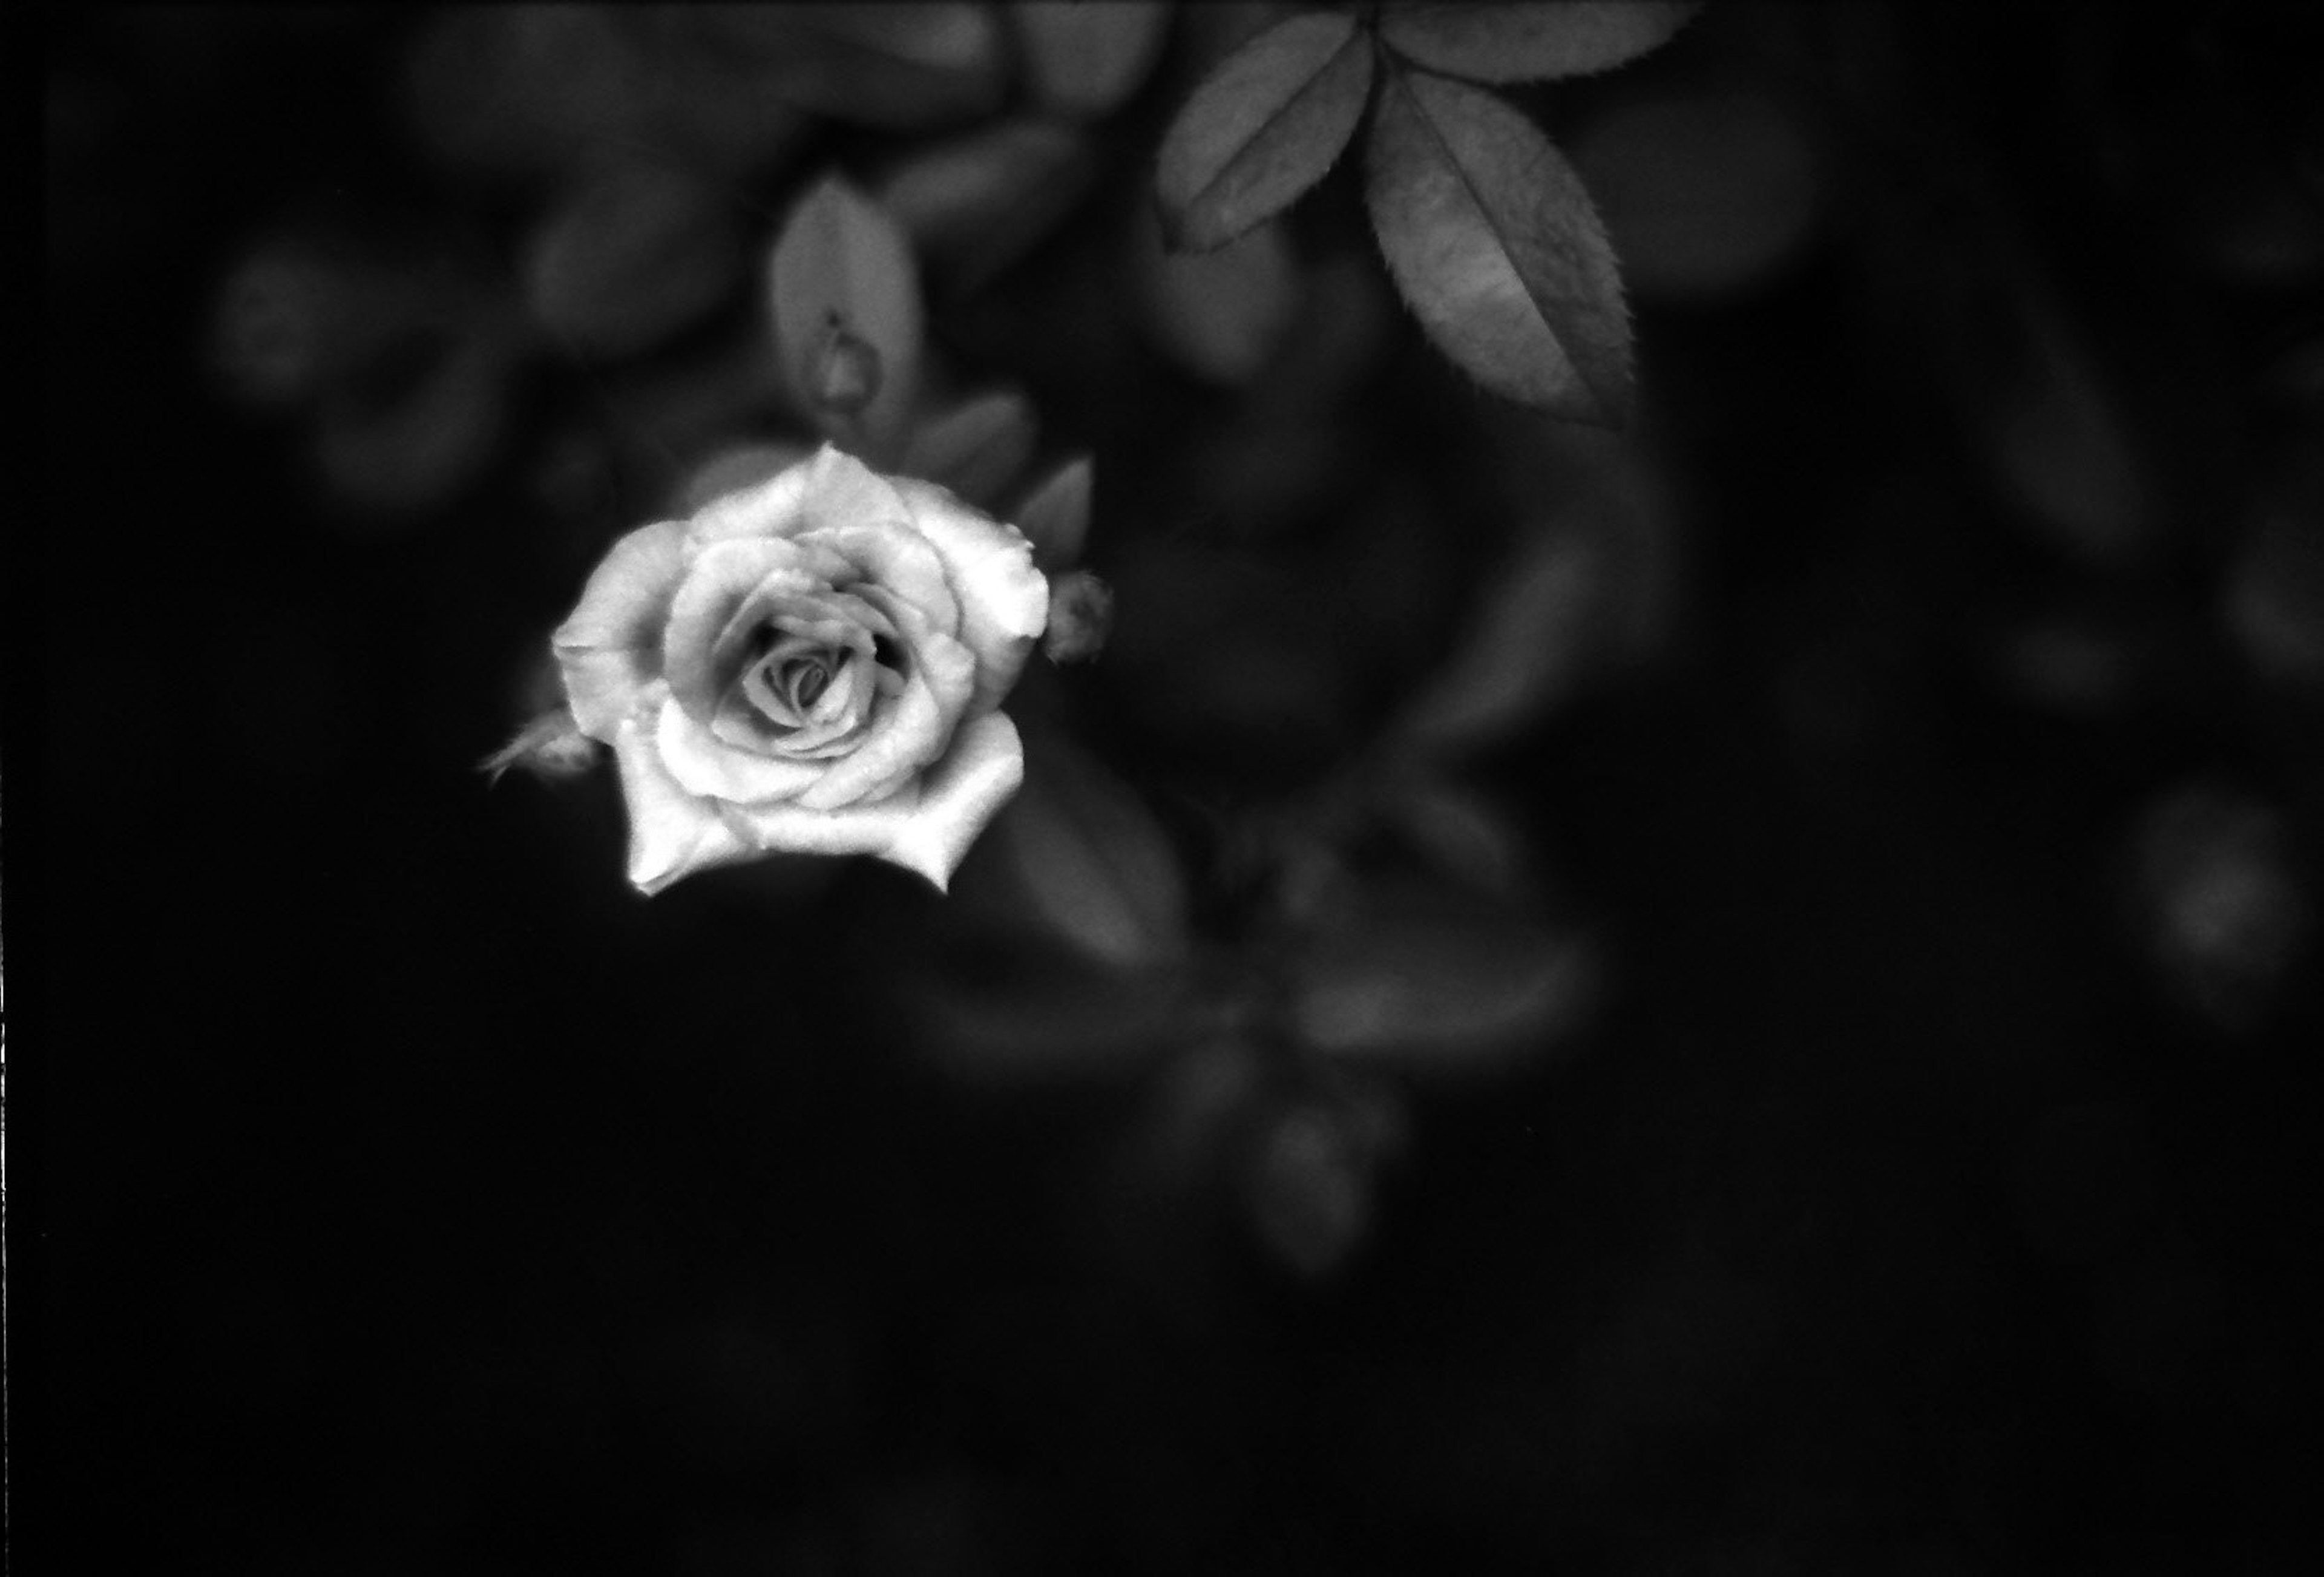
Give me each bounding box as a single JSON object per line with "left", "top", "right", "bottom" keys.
{"left": 312, "top": 333, "right": 511, "bottom": 518}
{"left": 985, "top": 730, "right": 1190, "bottom": 972}
{"left": 676, "top": 440, "right": 815, "bottom": 514}
{"left": 2130, "top": 784, "right": 2309, "bottom": 1034}
{"left": 1242, "top": 1090, "right": 1406, "bottom": 1279}
{"left": 522, "top": 158, "right": 742, "bottom": 360}
{"left": 1983, "top": 612, "right": 2141, "bottom": 717}
{"left": 2224, "top": 510, "right": 2324, "bottom": 689}
{"left": 768, "top": 174, "right": 924, "bottom": 455}
{"left": 911, "top": 955, "right": 1190, "bottom": 1085}
{"left": 602, "top": 335, "right": 789, "bottom": 491}
{"left": 1011, "top": 455, "right": 1095, "bottom": 570}
{"left": 209, "top": 241, "right": 369, "bottom": 406}
{"left": 1390, "top": 517, "right": 1609, "bottom": 759}
{"left": 874, "top": 120, "right": 1098, "bottom": 293}
{"left": 1379, "top": 1, "right": 1698, "bottom": 83}
{"left": 1131, "top": 205, "right": 1302, "bottom": 385}
{"left": 689, "top": 3, "right": 1008, "bottom": 131}
{"left": 1367, "top": 65, "right": 1631, "bottom": 422}
{"left": 401, "top": 7, "right": 657, "bottom": 180}
{"left": 1289, "top": 877, "right": 1595, "bottom": 1079}
{"left": 1984, "top": 303, "right": 2154, "bottom": 566}
{"left": 1012, "top": 1, "right": 1173, "bottom": 120}
{"left": 1154, "top": 11, "right": 1373, "bottom": 252}
{"left": 1124, "top": 1040, "right": 1270, "bottom": 1196}
{"left": 902, "top": 389, "right": 1039, "bottom": 508}
{"left": 1392, "top": 781, "right": 1535, "bottom": 902}
{"left": 1043, "top": 570, "right": 1116, "bottom": 664}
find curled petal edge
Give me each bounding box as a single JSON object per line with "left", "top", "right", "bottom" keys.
{"left": 725, "top": 710, "right": 1026, "bottom": 891}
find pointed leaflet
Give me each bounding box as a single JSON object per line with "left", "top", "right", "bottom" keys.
{"left": 986, "top": 730, "right": 1189, "bottom": 972}
{"left": 1012, "top": 0, "right": 1172, "bottom": 120}
{"left": 902, "top": 388, "right": 1038, "bottom": 508}
{"left": 875, "top": 120, "right": 1097, "bottom": 292}
{"left": 1379, "top": 1, "right": 1699, "bottom": 84}
{"left": 1134, "top": 211, "right": 1302, "bottom": 385}
{"left": 1155, "top": 11, "right": 1374, "bottom": 252}
{"left": 1011, "top": 456, "right": 1093, "bottom": 571}
{"left": 768, "top": 174, "right": 924, "bottom": 453}
{"left": 1289, "top": 877, "right": 1597, "bottom": 1081}
{"left": 1367, "top": 66, "right": 1632, "bottom": 422}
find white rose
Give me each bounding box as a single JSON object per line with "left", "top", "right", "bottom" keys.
{"left": 552, "top": 445, "right": 1050, "bottom": 893}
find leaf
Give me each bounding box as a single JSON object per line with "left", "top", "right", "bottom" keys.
{"left": 401, "top": 8, "right": 657, "bottom": 179}
{"left": 1393, "top": 781, "right": 1534, "bottom": 900}
{"left": 1242, "top": 1089, "right": 1406, "bottom": 1279}
{"left": 522, "top": 157, "right": 742, "bottom": 360}
{"left": 985, "top": 730, "right": 1189, "bottom": 972}
{"left": 1154, "top": 11, "right": 1374, "bottom": 252}
{"left": 874, "top": 120, "right": 1097, "bottom": 292}
{"left": 1010, "top": 456, "right": 1094, "bottom": 571}
{"left": 1011, "top": 0, "right": 1172, "bottom": 120}
{"left": 911, "top": 956, "right": 1189, "bottom": 1086}
{"left": 767, "top": 175, "right": 924, "bottom": 454}
{"left": 1379, "top": 1, "right": 1699, "bottom": 84}
{"left": 2131, "top": 784, "right": 2308, "bottom": 1034}
{"left": 688, "top": 3, "right": 1007, "bottom": 131}
{"left": 902, "top": 388, "right": 1039, "bottom": 508}
{"left": 1131, "top": 206, "right": 1303, "bottom": 385}
{"left": 209, "top": 241, "right": 367, "bottom": 406}
{"left": 1365, "top": 65, "right": 1632, "bottom": 422}
{"left": 1288, "top": 879, "right": 1596, "bottom": 1080}
{"left": 312, "top": 332, "right": 511, "bottom": 517}
{"left": 1389, "top": 515, "right": 1609, "bottom": 758}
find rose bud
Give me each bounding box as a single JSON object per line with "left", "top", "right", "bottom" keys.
{"left": 1042, "top": 569, "right": 1114, "bottom": 664}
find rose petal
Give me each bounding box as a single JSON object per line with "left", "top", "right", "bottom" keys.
{"left": 793, "top": 605, "right": 978, "bottom": 810}
{"left": 896, "top": 476, "right": 1052, "bottom": 710}
{"left": 661, "top": 537, "right": 822, "bottom": 720}
{"left": 707, "top": 577, "right": 886, "bottom": 694}
{"left": 712, "top": 657, "right": 873, "bottom": 757}
{"left": 804, "top": 519, "right": 963, "bottom": 641}
{"left": 726, "top": 711, "right": 1026, "bottom": 890}
{"left": 684, "top": 454, "right": 816, "bottom": 546}
{"left": 611, "top": 708, "right": 754, "bottom": 894}
{"left": 656, "top": 693, "right": 830, "bottom": 805}
{"left": 552, "top": 519, "right": 689, "bottom": 738}
{"left": 796, "top": 444, "right": 915, "bottom": 540}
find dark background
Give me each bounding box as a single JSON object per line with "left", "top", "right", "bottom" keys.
{"left": 27, "top": 4, "right": 2324, "bottom": 1573}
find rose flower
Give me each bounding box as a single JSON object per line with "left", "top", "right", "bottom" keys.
{"left": 552, "top": 445, "right": 1049, "bottom": 893}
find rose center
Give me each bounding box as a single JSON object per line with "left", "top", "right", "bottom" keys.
{"left": 786, "top": 657, "right": 830, "bottom": 710}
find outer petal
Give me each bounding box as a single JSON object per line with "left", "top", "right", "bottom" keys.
{"left": 895, "top": 477, "right": 1051, "bottom": 712}
{"left": 685, "top": 453, "right": 816, "bottom": 546}
{"left": 552, "top": 519, "right": 689, "bottom": 739}
{"left": 655, "top": 693, "right": 830, "bottom": 805}
{"left": 726, "top": 711, "right": 1026, "bottom": 891}
{"left": 797, "top": 444, "right": 919, "bottom": 540}
{"left": 793, "top": 615, "right": 978, "bottom": 811}
{"left": 611, "top": 710, "right": 754, "bottom": 894}
{"left": 660, "top": 538, "right": 821, "bottom": 720}
{"left": 803, "top": 519, "right": 962, "bottom": 640}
